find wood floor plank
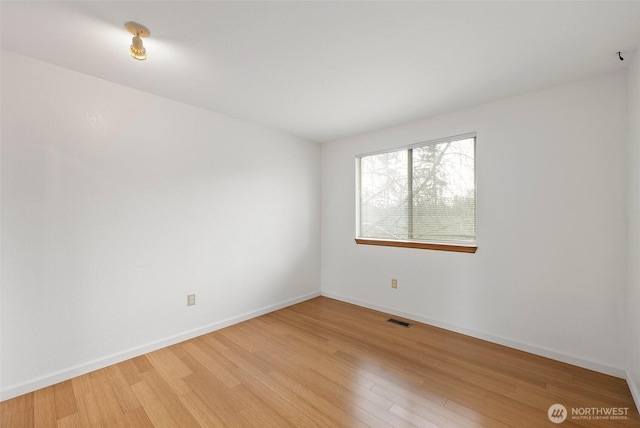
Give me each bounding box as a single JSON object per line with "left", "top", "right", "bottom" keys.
{"left": 359, "top": 368, "right": 447, "bottom": 409}
{"left": 122, "top": 407, "right": 154, "bottom": 428}
{"left": 182, "top": 372, "right": 248, "bottom": 426}
{"left": 55, "top": 412, "right": 82, "bottom": 428}
{"left": 233, "top": 383, "right": 295, "bottom": 428}
{"left": 89, "top": 370, "right": 126, "bottom": 427}
{"left": 75, "top": 393, "right": 106, "bottom": 428}
{"left": 130, "top": 380, "right": 180, "bottom": 428}
{"left": 138, "top": 370, "right": 200, "bottom": 427}
{"left": 52, "top": 380, "right": 77, "bottom": 421}
{"left": 116, "top": 359, "right": 144, "bottom": 386}
{"left": 1, "top": 393, "right": 33, "bottom": 428}
{"left": 103, "top": 365, "right": 142, "bottom": 413}
{"left": 144, "top": 348, "right": 192, "bottom": 396}
{"left": 70, "top": 374, "right": 92, "bottom": 398}
{"left": 231, "top": 366, "right": 323, "bottom": 428}
{"left": 254, "top": 344, "right": 400, "bottom": 424}
{"left": 178, "top": 339, "right": 241, "bottom": 389}
{"left": 32, "top": 386, "right": 56, "bottom": 428}
{"left": 370, "top": 383, "right": 476, "bottom": 428}
{"left": 443, "top": 399, "right": 514, "bottom": 428}
{"left": 388, "top": 403, "right": 440, "bottom": 428}
{"left": 2, "top": 296, "right": 639, "bottom": 427}
{"left": 215, "top": 332, "right": 276, "bottom": 375}
{"left": 177, "top": 391, "right": 227, "bottom": 427}
{"left": 131, "top": 355, "right": 154, "bottom": 374}
{"left": 267, "top": 369, "right": 370, "bottom": 427}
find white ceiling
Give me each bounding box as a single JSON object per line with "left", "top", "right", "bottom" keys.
{"left": 2, "top": 1, "right": 639, "bottom": 143}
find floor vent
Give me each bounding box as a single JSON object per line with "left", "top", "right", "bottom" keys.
{"left": 387, "top": 318, "right": 412, "bottom": 328}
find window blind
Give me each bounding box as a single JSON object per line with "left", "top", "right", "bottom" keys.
{"left": 357, "top": 135, "right": 476, "bottom": 246}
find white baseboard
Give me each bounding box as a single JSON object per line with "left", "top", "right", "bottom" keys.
{"left": 0, "top": 291, "right": 320, "bottom": 401}
{"left": 321, "top": 291, "right": 627, "bottom": 379}
{"left": 3, "top": 290, "right": 630, "bottom": 403}
{"left": 627, "top": 372, "right": 640, "bottom": 412}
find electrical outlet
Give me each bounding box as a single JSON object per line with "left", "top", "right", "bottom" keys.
{"left": 391, "top": 279, "right": 398, "bottom": 289}
{"left": 187, "top": 294, "right": 196, "bottom": 306}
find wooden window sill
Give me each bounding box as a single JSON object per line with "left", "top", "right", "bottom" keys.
{"left": 355, "top": 238, "right": 477, "bottom": 253}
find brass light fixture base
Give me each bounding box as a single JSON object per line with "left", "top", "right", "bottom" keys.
{"left": 125, "top": 22, "right": 150, "bottom": 38}
{"left": 125, "top": 22, "right": 150, "bottom": 60}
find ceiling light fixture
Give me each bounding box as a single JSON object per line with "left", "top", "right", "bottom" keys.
{"left": 125, "top": 21, "right": 150, "bottom": 60}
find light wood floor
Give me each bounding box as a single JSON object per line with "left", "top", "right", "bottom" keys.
{"left": 1, "top": 297, "right": 639, "bottom": 427}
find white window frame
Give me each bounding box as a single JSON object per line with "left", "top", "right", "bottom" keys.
{"left": 355, "top": 133, "right": 477, "bottom": 253}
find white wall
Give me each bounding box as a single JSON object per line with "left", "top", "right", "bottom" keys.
{"left": 321, "top": 71, "right": 628, "bottom": 376}
{"left": 628, "top": 46, "right": 640, "bottom": 403}
{"left": 0, "top": 51, "right": 321, "bottom": 400}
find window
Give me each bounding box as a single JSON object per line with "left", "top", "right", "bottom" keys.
{"left": 356, "top": 133, "right": 476, "bottom": 253}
